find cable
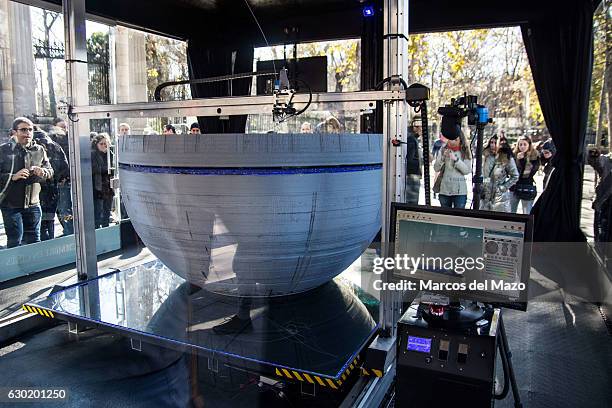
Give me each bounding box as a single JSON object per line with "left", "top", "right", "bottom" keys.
{"left": 67, "top": 103, "right": 79, "bottom": 122}
{"left": 375, "top": 76, "right": 409, "bottom": 92}
{"left": 494, "top": 335, "right": 510, "bottom": 400}
{"left": 277, "top": 78, "right": 312, "bottom": 123}
{"left": 243, "top": 0, "right": 276, "bottom": 75}
{"left": 154, "top": 71, "right": 276, "bottom": 101}
{"left": 0, "top": 147, "right": 16, "bottom": 203}
{"left": 289, "top": 79, "right": 312, "bottom": 117}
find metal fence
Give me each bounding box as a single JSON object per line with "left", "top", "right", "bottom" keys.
{"left": 87, "top": 49, "right": 111, "bottom": 105}
{"left": 33, "top": 39, "right": 111, "bottom": 111}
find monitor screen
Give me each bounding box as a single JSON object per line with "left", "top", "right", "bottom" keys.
{"left": 389, "top": 204, "right": 533, "bottom": 310}
{"left": 407, "top": 336, "right": 432, "bottom": 353}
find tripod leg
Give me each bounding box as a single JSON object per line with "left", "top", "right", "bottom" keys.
{"left": 499, "top": 315, "right": 523, "bottom": 408}
{"left": 420, "top": 102, "right": 431, "bottom": 206}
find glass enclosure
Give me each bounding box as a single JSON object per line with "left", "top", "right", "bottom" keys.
{"left": 0, "top": 0, "right": 192, "bottom": 283}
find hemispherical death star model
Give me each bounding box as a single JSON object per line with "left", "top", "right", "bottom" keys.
{"left": 118, "top": 133, "right": 382, "bottom": 296}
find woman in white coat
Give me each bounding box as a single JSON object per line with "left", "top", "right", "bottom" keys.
{"left": 433, "top": 130, "right": 472, "bottom": 209}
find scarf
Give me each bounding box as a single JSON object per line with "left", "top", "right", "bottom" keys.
{"left": 447, "top": 143, "right": 461, "bottom": 152}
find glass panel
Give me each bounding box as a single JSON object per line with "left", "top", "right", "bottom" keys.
{"left": 0, "top": 1, "right": 123, "bottom": 286}
{"left": 32, "top": 259, "right": 379, "bottom": 378}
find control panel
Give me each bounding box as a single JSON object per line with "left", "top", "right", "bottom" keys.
{"left": 396, "top": 306, "right": 499, "bottom": 383}
{"left": 398, "top": 330, "right": 495, "bottom": 382}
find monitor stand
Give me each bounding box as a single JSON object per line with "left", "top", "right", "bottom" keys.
{"left": 419, "top": 298, "right": 486, "bottom": 330}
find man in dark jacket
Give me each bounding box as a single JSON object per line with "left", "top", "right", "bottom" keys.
{"left": 0, "top": 118, "right": 54, "bottom": 247}
{"left": 540, "top": 138, "right": 556, "bottom": 190}
{"left": 91, "top": 134, "right": 115, "bottom": 228}
{"left": 49, "top": 120, "right": 73, "bottom": 235}
{"left": 588, "top": 148, "right": 612, "bottom": 243}
{"left": 34, "top": 128, "right": 69, "bottom": 241}
{"left": 404, "top": 115, "right": 423, "bottom": 204}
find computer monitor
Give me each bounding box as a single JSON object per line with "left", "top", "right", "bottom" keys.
{"left": 388, "top": 204, "right": 533, "bottom": 311}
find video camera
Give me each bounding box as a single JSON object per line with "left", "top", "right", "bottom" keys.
{"left": 437, "top": 94, "right": 489, "bottom": 140}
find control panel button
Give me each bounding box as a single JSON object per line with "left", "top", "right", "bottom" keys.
{"left": 457, "top": 343, "right": 468, "bottom": 364}
{"left": 485, "top": 240, "right": 498, "bottom": 254}
{"left": 438, "top": 340, "right": 450, "bottom": 361}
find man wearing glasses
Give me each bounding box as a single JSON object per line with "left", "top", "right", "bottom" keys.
{"left": 0, "top": 117, "right": 53, "bottom": 248}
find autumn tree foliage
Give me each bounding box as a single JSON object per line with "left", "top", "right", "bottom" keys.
{"left": 408, "top": 27, "right": 545, "bottom": 139}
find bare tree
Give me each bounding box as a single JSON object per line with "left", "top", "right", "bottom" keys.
{"left": 42, "top": 10, "right": 59, "bottom": 118}
{"left": 605, "top": 2, "right": 612, "bottom": 146}
{"left": 408, "top": 27, "right": 540, "bottom": 138}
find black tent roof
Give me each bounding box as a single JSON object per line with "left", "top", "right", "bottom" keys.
{"left": 40, "top": 0, "right": 592, "bottom": 44}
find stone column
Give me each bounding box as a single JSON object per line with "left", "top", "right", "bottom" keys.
{"left": 0, "top": 0, "right": 15, "bottom": 130}
{"left": 114, "top": 26, "right": 147, "bottom": 133}
{"left": 8, "top": 1, "right": 36, "bottom": 120}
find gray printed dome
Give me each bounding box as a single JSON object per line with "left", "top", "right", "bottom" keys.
{"left": 118, "top": 133, "right": 382, "bottom": 296}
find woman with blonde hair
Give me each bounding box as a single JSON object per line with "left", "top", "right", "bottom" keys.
{"left": 324, "top": 116, "right": 341, "bottom": 133}
{"left": 480, "top": 135, "right": 519, "bottom": 212}
{"left": 433, "top": 130, "right": 472, "bottom": 208}
{"left": 510, "top": 135, "right": 539, "bottom": 214}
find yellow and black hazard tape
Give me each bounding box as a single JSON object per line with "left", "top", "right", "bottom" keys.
{"left": 273, "top": 356, "right": 362, "bottom": 390}
{"left": 339, "top": 355, "right": 361, "bottom": 383}
{"left": 22, "top": 304, "right": 55, "bottom": 319}
{"left": 360, "top": 367, "right": 384, "bottom": 377}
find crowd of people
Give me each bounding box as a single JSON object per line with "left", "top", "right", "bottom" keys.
{"left": 0, "top": 117, "right": 123, "bottom": 249}
{"left": 0, "top": 113, "right": 557, "bottom": 249}
{"left": 158, "top": 117, "right": 343, "bottom": 135}
{"left": 400, "top": 116, "right": 557, "bottom": 213}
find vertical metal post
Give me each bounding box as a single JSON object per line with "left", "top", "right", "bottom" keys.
{"left": 380, "top": 0, "right": 409, "bottom": 336}
{"left": 64, "top": 0, "right": 98, "bottom": 280}
{"left": 420, "top": 102, "right": 431, "bottom": 206}
{"left": 473, "top": 124, "right": 485, "bottom": 210}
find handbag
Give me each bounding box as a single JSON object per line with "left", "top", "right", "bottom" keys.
{"left": 480, "top": 162, "right": 496, "bottom": 200}
{"left": 433, "top": 163, "right": 445, "bottom": 194}
{"left": 514, "top": 183, "right": 537, "bottom": 200}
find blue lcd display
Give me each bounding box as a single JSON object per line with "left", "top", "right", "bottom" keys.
{"left": 407, "top": 336, "right": 432, "bottom": 353}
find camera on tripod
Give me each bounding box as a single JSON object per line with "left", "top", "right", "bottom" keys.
{"left": 438, "top": 93, "right": 490, "bottom": 140}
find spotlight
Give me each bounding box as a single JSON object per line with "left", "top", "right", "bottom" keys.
{"left": 363, "top": 5, "right": 375, "bottom": 17}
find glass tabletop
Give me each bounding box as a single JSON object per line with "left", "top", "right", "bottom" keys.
{"left": 30, "top": 260, "right": 379, "bottom": 379}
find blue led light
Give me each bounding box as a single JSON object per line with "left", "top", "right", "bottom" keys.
{"left": 119, "top": 163, "right": 382, "bottom": 176}
{"left": 363, "top": 5, "right": 375, "bottom": 17}
{"left": 407, "top": 336, "right": 432, "bottom": 353}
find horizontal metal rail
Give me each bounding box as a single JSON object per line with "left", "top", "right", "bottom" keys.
{"left": 71, "top": 90, "right": 406, "bottom": 120}
{"left": 153, "top": 70, "right": 277, "bottom": 101}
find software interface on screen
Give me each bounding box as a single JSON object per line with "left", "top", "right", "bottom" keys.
{"left": 393, "top": 210, "right": 526, "bottom": 299}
